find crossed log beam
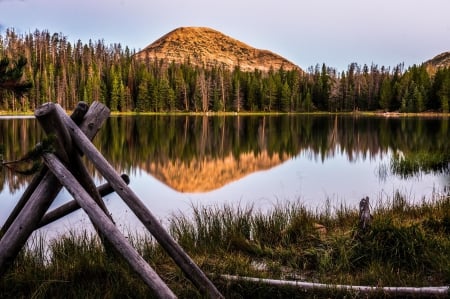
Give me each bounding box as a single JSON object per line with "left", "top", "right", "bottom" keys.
{"left": 0, "top": 102, "right": 223, "bottom": 299}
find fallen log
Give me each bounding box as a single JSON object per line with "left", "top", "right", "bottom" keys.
{"left": 221, "top": 275, "right": 449, "bottom": 297}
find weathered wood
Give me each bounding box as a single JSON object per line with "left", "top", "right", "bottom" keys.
{"left": 97, "top": 173, "right": 131, "bottom": 196}
{"left": 0, "top": 167, "right": 47, "bottom": 236}
{"left": 0, "top": 102, "right": 108, "bottom": 276}
{"left": 38, "top": 174, "right": 130, "bottom": 228}
{"left": 78, "top": 101, "right": 111, "bottom": 140}
{"left": 36, "top": 102, "right": 118, "bottom": 256}
{"left": 42, "top": 152, "right": 176, "bottom": 299}
{"left": 0, "top": 171, "right": 61, "bottom": 275}
{"left": 359, "top": 196, "right": 372, "bottom": 231}
{"left": 54, "top": 104, "right": 224, "bottom": 299}
{"left": 0, "top": 103, "right": 90, "bottom": 237}
{"left": 70, "top": 101, "right": 89, "bottom": 125}
{"left": 221, "top": 275, "right": 449, "bottom": 296}
{"left": 35, "top": 102, "right": 73, "bottom": 163}
{"left": 35, "top": 102, "right": 108, "bottom": 212}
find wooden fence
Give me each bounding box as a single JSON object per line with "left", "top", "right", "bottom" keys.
{"left": 0, "top": 101, "right": 224, "bottom": 299}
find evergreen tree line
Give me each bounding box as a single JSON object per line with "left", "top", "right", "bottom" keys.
{"left": 0, "top": 29, "right": 449, "bottom": 113}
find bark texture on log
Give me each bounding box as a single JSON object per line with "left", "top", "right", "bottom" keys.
{"left": 0, "top": 102, "right": 108, "bottom": 276}
{"left": 38, "top": 174, "right": 130, "bottom": 228}
{"left": 43, "top": 153, "right": 176, "bottom": 299}
{"left": 221, "top": 275, "right": 449, "bottom": 296}
{"left": 54, "top": 103, "right": 223, "bottom": 299}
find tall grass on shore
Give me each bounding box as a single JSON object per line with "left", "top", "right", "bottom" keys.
{"left": 1, "top": 191, "right": 449, "bottom": 298}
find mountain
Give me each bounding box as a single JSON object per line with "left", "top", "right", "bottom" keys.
{"left": 135, "top": 27, "right": 302, "bottom": 73}
{"left": 424, "top": 52, "right": 450, "bottom": 72}
{"left": 141, "top": 151, "right": 290, "bottom": 193}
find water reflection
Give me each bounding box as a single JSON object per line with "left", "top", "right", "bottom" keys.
{"left": 95, "top": 115, "right": 448, "bottom": 192}
{"left": 0, "top": 118, "right": 44, "bottom": 194}
{"left": 0, "top": 115, "right": 448, "bottom": 231}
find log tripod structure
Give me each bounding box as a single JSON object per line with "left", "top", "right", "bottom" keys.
{"left": 0, "top": 101, "right": 224, "bottom": 299}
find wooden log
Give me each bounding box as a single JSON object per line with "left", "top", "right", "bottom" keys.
{"left": 42, "top": 152, "right": 176, "bottom": 299}
{"left": 36, "top": 102, "right": 118, "bottom": 256}
{"left": 35, "top": 102, "right": 111, "bottom": 217}
{"left": 0, "top": 102, "right": 108, "bottom": 276}
{"left": 0, "top": 171, "right": 61, "bottom": 275}
{"left": 0, "top": 102, "right": 90, "bottom": 237}
{"left": 77, "top": 101, "right": 111, "bottom": 140}
{"left": 38, "top": 174, "right": 130, "bottom": 228}
{"left": 54, "top": 104, "right": 224, "bottom": 299}
{"left": 220, "top": 275, "right": 449, "bottom": 296}
{"left": 359, "top": 196, "right": 372, "bottom": 231}
{"left": 70, "top": 101, "right": 89, "bottom": 125}
{"left": 35, "top": 102, "right": 73, "bottom": 163}
{"left": 0, "top": 167, "right": 48, "bottom": 236}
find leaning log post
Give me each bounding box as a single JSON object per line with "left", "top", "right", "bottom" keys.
{"left": 42, "top": 152, "right": 176, "bottom": 299}
{"left": 36, "top": 102, "right": 118, "bottom": 255}
{"left": 54, "top": 103, "right": 224, "bottom": 298}
{"left": 0, "top": 102, "right": 109, "bottom": 276}
{"left": 77, "top": 101, "right": 111, "bottom": 139}
{"left": 70, "top": 101, "right": 89, "bottom": 125}
{"left": 35, "top": 102, "right": 73, "bottom": 163}
{"left": 35, "top": 102, "right": 112, "bottom": 218}
{"left": 0, "top": 167, "right": 48, "bottom": 236}
{"left": 0, "top": 102, "right": 89, "bottom": 236}
{"left": 0, "top": 171, "right": 62, "bottom": 275}
{"left": 38, "top": 174, "right": 130, "bottom": 228}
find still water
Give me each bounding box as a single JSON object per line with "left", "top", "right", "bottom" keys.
{"left": 0, "top": 115, "right": 449, "bottom": 238}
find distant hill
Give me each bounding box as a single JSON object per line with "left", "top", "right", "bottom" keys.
{"left": 141, "top": 151, "right": 290, "bottom": 193}
{"left": 135, "top": 27, "right": 302, "bottom": 73}
{"left": 424, "top": 52, "right": 450, "bottom": 72}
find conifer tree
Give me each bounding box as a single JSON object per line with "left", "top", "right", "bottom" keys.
{"left": 2, "top": 28, "right": 450, "bottom": 113}
{"left": 379, "top": 77, "right": 392, "bottom": 111}
{"left": 0, "top": 56, "right": 32, "bottom": 109}
{"left": 280, "top": 81, "right": 291, "bottom": 112}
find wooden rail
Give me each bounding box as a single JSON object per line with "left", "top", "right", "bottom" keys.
{"left": 0, "top": 101, "right": 223, "bottom": 299}
{"left": 43, "top": 152, "right": 176, "bottom": 298}
{"left": 0, "top": 102, "right": 105, "bottom": 274}
{"left": 38, "top": 174, "right": 130, "bottom": 228}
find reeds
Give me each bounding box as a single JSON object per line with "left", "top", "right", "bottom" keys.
{"left": 1, "top": 191, "right": 449, "bottom": 298}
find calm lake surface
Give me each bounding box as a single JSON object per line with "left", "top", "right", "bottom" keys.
{"left": 1, "top": 115, "right": 449, "bottom": 239}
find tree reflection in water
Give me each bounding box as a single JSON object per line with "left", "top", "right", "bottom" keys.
{"left": 0, "top": 115, "right": 448, "bottom": 231}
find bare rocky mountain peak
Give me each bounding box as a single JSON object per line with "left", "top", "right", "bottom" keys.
{"left": 142, "top": 150, "right": 290, "bottom": 193}
{"left": 135, "top": 27, "right": 302, "bottom": 72}
{"left": 424, "top": 51, "right": 450, "bottom": 72}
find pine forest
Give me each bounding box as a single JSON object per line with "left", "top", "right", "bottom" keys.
{"left": 0, "top": 29, "right": 449, "bottom": 113}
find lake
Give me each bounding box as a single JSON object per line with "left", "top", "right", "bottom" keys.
{"left": 0, "top": 114, "right": 449, "bottom": 239}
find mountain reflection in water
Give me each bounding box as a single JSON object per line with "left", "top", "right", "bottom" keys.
{"left": 0, "top": 115, "right": 448, "bottom": 237}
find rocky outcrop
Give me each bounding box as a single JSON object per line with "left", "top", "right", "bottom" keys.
{"left": 424, "top": 52, "right": 450, "bottom": 73}
{"left": 135, "top": 27, "right": 301, "bottom": 73}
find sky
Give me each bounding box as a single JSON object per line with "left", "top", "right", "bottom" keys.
{"left": 0, "top": 0, "right": 449, "bottom": 71}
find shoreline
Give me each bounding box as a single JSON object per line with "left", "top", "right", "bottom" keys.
{"left": 1, "top": 109, "right": 449, "bottom": 118}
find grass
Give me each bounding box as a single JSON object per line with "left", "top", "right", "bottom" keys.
{"left": 1, "top": 191, "right": 449, "bottom": 298}
{"left": 390, "top": 151, "right": 450, "bottom": 179}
